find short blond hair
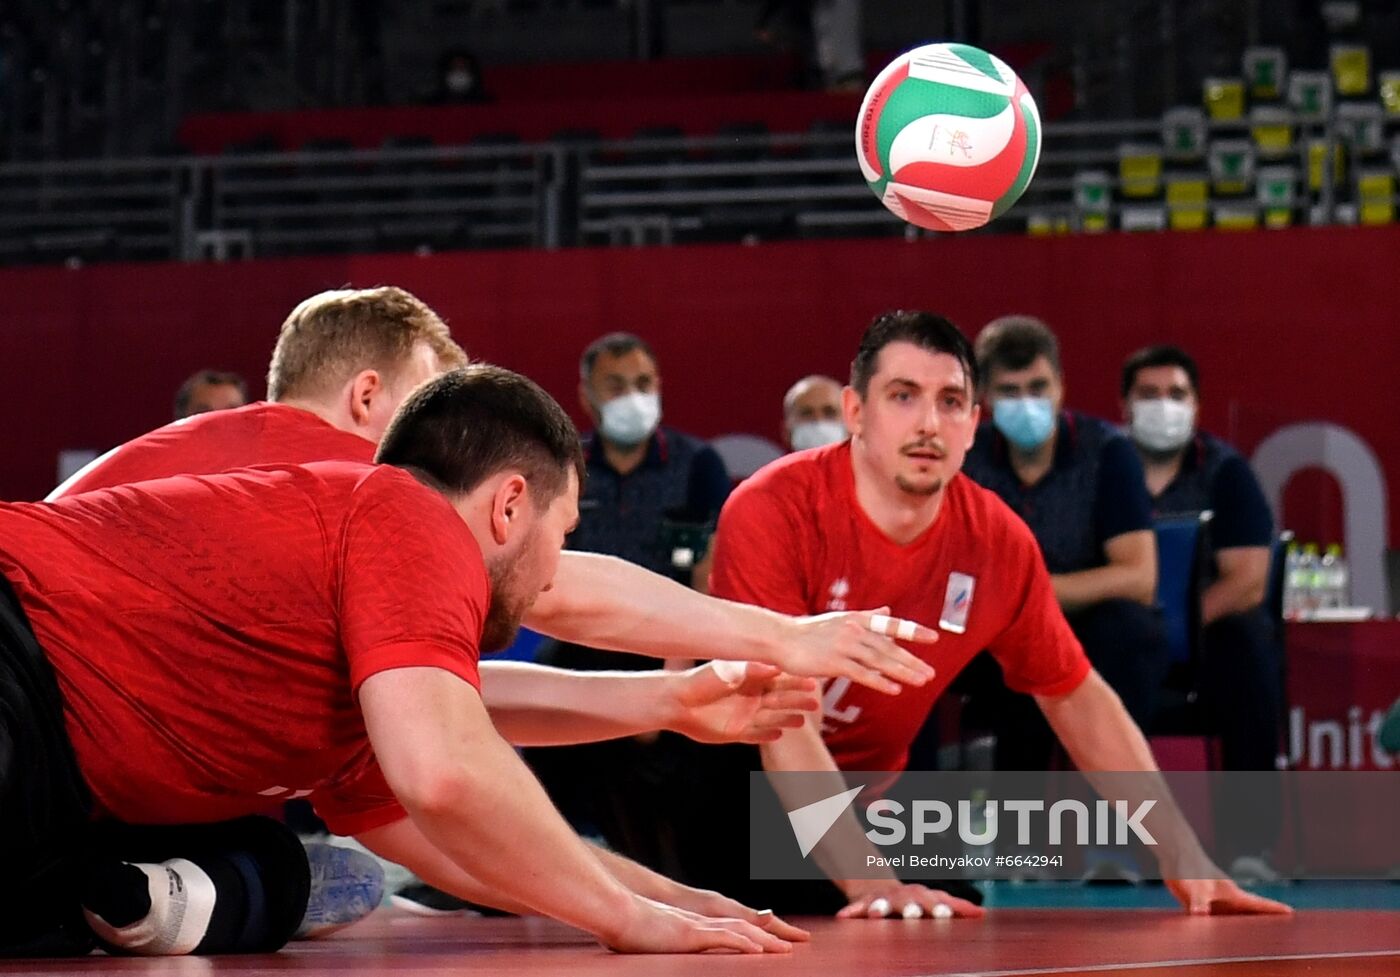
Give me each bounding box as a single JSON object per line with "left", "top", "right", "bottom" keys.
{"left": 266, "top": 286, "right": 468, "bottom": 402}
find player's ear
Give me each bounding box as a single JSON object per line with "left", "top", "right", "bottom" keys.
{"left": 489, "top": 473, "right": 529, "bottom": 545}
{"left": 842, "top": 385, "right": 862, "bottom": 437}
{"left": 968, "top": 402, "right": 981, "bottom": 449}
{"left": 347, "top": 370, "right": 383, "bottom": 427}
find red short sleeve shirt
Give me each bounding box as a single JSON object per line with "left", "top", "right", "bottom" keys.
{"left": 0, "top": 462, "right": 488, "bottom": 835}
{"left": 709, "top": 443, "right": 1090, "bottom": 773}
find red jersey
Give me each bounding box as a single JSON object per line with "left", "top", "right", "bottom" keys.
{"left": 710, "top": 442, "right": 1090, "bottom": 773}
{"left": 50, "top": 403, "right": 375, "bottom": 499}
{"left": 0, "top": 462, "right": 488, "bottom": 836}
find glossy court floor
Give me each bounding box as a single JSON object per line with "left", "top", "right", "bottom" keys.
{"left": 5, "top": 883, "right": 1397, "bottom": 977}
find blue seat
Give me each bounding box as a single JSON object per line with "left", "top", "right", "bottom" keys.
{"left": 1154, "top": 511, "right": 1213, "bottom": 667}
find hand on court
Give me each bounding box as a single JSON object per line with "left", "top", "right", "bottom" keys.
{"left": 643, "top": 876, "right": 811, "bottom": 942}
{"left": 1165, "top": 878, "right": 1292, "bottom": 915}
{"left": 667, "top": 661, "right": 820, "bottom": 744}
{"left": 604, "top": 894, "right": 795, "bottom": 954}
{"left": 836, "top": 882, "right": 985, "bottom": 920}
{"left": 779, "top": 607, "right": 937, "bottom": 695}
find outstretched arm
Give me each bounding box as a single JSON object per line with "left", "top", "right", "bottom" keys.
{"left": 358, "top": 666, "right": 793, "bottom": 954}
{"left": 525, "top": 552, "right": 937, "bottom": 695}
{"left": 1038, "top": 671, "right": 1291, "bottom": 915}
{"left": 479, "top": 659, "right": 818, "bottom": 747}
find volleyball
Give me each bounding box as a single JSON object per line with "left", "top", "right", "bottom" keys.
{"left": 856, "top": 43, "right": 1042, "bottom": 232}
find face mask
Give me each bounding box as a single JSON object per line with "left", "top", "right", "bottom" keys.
{"left": 1130, "top": 398, "right": 1195, "bottom": 453}
{"left": 598, "top": 391, "right": 661, "bottom": 447}
{"left": 992, "top": 397, "right": 1056, "bottom": 451}
{"left": 446, "top": 69, "right": 474, "bottom": 93}
{"left": 790, "top": 419, "right": 847, "bottom": 452}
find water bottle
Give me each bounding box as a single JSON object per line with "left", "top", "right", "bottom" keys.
{"left": 1298, "top": 543, "right": 1322, "bottom": 616}
{"left": 1322, "top": 544, "right": 1350, "bottom": 609}
{"left": 1283, "top": 542, "right": 1304, "bottom": 618}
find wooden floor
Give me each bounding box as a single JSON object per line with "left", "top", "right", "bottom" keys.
{"left": 5, "top": 909, "right": 1399, "bottom": 976}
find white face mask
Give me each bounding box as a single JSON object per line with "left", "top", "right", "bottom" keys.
{"left": 1130, "top": 398, "right": 1196, "bottom": 453}
{"left": 598, "top": 392, "right": 661, "bottom": 447}
{"left": 789, "top": 419, "right": 847, "bottom": 452}
{"left": 446, "top": 69, "right": 474, "bottom": 93}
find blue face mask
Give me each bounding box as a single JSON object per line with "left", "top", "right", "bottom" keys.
{"left": 992, "top": 397, "right": 1056, "bottom": 451}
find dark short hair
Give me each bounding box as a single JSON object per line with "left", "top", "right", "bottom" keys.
{"left": 974, "top": 315, "right": 1062, "bottom": 387}
{"left": 579, "top": 332, "right": 657, "bottom": 383}
{"left": 1120, "top": 345, "right": 1200, "bottom": 398}
{"left": 850, "top": 310, "right": 978, "bottom": 398}
{"left": 174, "top": 369, "right": 248, "bottom": 419}
{"left": 375, "top": 365, "right": 585, "bottom": 504}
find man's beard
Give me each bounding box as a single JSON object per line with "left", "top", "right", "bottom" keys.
{"left": 895, "top": 473, "right": 943, "bottom": 497}
{"left": 481, "top": 540, "right": 537, "bottom": 652}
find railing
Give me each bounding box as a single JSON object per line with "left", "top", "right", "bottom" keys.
{"left": 1, "top": 114, "right": 1395, "bottom": 266}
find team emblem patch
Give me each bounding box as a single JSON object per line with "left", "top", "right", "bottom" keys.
{"left": 939, "top": 572, "right": 975, "bottom": 633}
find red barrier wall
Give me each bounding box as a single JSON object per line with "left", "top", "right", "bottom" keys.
{"left": 2, "top": 227, "right": 1397, "bottom": 550}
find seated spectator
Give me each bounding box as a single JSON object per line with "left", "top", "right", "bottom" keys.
{"left": 782, "top": 374, "right": 846, "bottom": 451}
{"left": 961, "top": 316, "right": 1167, "bottom": 772}
{"left": 174, "top": 369, "right": 248, "bottom": 420}
{"left": 526, "top": 332, "right": 732, "bottom": 878}
{"left": 1121, "top": 344, "right": 1282, "bottom": 878}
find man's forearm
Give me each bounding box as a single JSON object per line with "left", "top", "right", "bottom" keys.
{"left": 524, "top": 552, "right": 788, "bottom": 662}
{"left": 759, "top": 719, "right": 899, "bottom": 897}
{"left": 1200, "top": 575, "right": 1266, "bottom": 625}
{"left": 1038, "top": 672, "right": 1212, "bottom": 875}
{"left": 480, "top": 661, "right": 673, "bottom": 746}
{"left": 1052, "top": 563, "right": 1155, "bottom": 612}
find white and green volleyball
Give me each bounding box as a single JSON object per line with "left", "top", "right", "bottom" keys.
{"left": 856, "top": 43, "right": 1042, "bottom": 232}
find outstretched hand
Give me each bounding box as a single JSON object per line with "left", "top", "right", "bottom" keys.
{"left": 775, "top": 606, "right": 937, "bottom": 695}
{"left": 668, "top": 661, "right": 819, "bottom": 744}
{"left": 1165, "top": 878, "right": 1292, "bottom": 916}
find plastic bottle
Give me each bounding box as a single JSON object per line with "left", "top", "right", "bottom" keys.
{"left": 1322, "top": 543, "right": 1350, "bottom": 609}
{"left": 1298, "top": 543, "right": 1322, "bottom": 616}
{"left": 1283, "top": 542, "right": 1304, "bottom": 618}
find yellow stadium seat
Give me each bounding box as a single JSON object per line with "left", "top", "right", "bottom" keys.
{"left": 1357, "top": 171, "right": 1395, "bottom": 225}
{"left": 1263, "top": 208, "right": 1294, "bottom": 229}
{"left": 1118, "top": 144, "right": 1163, "bottom": 198}
{"left": 1331, "top": 44, "right": 1371, "bottom": 96}
{"left": 1306, "top": 139, "right": 1345, "bottom": 191}
{"left": 1204, "top": 77, "right": 1246, "bottom": 120}
{"left": 1026, "top": 212, "right": 1055, "bottom": 236}
{"left": 1213, "top": 204, "right": 1260, "bottom": 231}
{"left": 1250, "top": 106, "right": 1293, "bottom": 158}
{"left": 1081, "top": 213, "right": 1110, "bottom": 234}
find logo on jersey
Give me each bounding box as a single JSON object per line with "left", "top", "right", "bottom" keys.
{"left": 825, "top": 577, "right": 851, "bottom": 611}
{"left": 939, "top": 572, "right": 975, "bottom": 634}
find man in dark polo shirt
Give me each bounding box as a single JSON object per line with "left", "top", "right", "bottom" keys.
{"left": 1121, "top": 345, "right": 1282, "bottom": 877}
{"left": 961, "top": 316, "right": 1168, "bottom": 773}
{"left": 528, "top": 332, "right": 732, "bottom": 877}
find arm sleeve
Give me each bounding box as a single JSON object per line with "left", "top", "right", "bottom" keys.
{"left": 686, "top": 445, "right": 733, "bottom": 522}
{"left": 1094, "top": 436, "right": 1155, "bottom": 545}
{"left": 338, "top": 470, "right": 488, "bottom": 695}
{"left": 987, "top": 519, "right": 1093, "bottom": 697}
{"left": 1208, "top": 455, "right": 1274, "bottom": 549}
{"left": 708, "top": 480, "right": 810, "bottom": 616}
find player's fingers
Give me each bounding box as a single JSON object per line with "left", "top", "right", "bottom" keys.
{"left": 863, "top": 609, "right": 940, "bottom": 646}
{"left": 1215, "top": 891, "right": 1293, "bottom": 916}
{"left": 760, "top": 688, "right": 821, "bottom": 712}
{"left": 859, "top": 635, "right": 934, "bottom": 686}
{"left": 933, "top": 895, "right": 985, "bottom": 918}
{"left": 843, "top": 660, "right": 902, "bottom": 696}
{"left": 693, "top": 927, "right": 765, "bottom": 954}
{"left": 753, "top": 909, "right": 811, "bottom": 942}
{"left": 766, "top": 673, "right": 820, "bottom": 694}
{"left": 723, "top": 919, "right": 792, "bottom": 953}
{"left": 835, "top": 897, "right": 872, "bottom": 919}
{"left": 865, "top": 897, "right": 894, "bottom": 918}
{"left": 749, "top": 708, "right": 809, "bottom": 732}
